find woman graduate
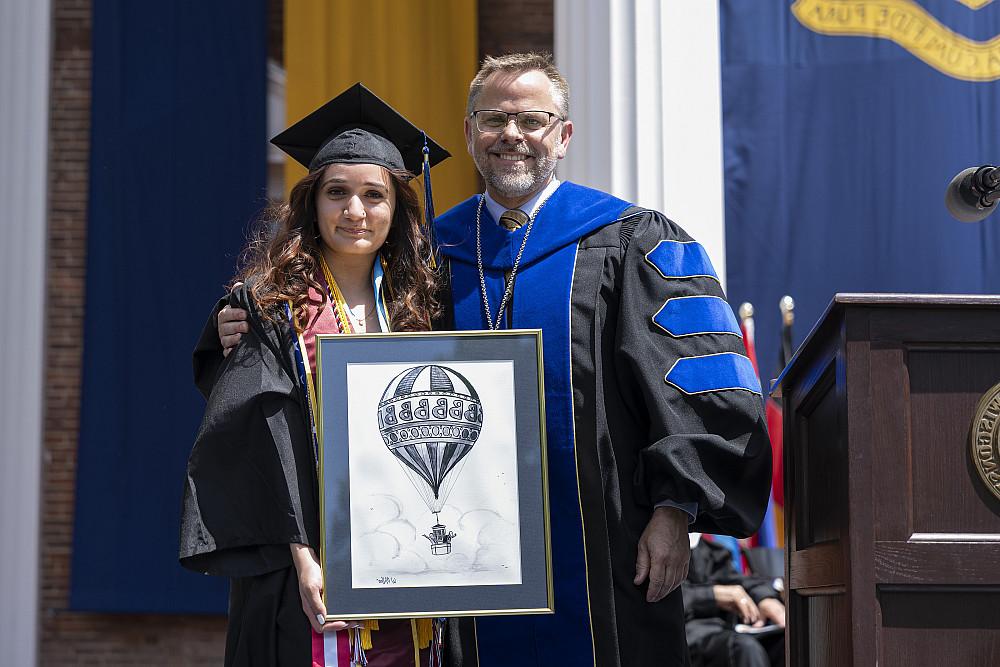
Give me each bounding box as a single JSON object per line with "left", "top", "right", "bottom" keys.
{"left": 180, "top": 84, "right": 470, "bottom": 666}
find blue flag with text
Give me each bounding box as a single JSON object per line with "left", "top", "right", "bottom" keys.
{"left": 721, "top": 0, "right": 1000, "bottom": 380}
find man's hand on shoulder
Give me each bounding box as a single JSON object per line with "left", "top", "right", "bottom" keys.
{"left": 633, "top": 506, "right": 690, "bottom": 602}
{"left": 218, "top": 304, "right": 248, "bottom": 357}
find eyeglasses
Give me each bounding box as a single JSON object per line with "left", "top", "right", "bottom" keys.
{"left": 471, "top": 110, "right": 564, "bottom": 134}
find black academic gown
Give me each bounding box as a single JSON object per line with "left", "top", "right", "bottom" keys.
{"left": 434, "top": 182, "right": 772, "bottom": 667}
{"left": 181, "top": 286, "right": 319, "bottom": 579}
{"left": 179, "top": 285, "right": 477, "bottom": 666}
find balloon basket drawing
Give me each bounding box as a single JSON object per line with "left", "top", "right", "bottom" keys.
{"left": 424, "top": 520, "right": 457, "bottom": 555}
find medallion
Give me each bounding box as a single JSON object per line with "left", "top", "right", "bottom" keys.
{"left": 970, "top": 381, "right": 1000, "bottom": 502}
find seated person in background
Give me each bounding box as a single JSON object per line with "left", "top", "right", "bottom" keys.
{"left": 683, "top": 533, "right": 786, "bottom": 667}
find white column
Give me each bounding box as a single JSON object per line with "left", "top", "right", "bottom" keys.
{"left": 555, "top": 0, "right": 727, "bottom": 289}
{"left": 266, "top": 59, "right": 287, "bottom": 199}
{"left": 0, "top": 0, "right": 51, "bottom": 664}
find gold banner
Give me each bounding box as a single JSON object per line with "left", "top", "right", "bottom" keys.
{"left": 792, "top": 0, "right": 1000, "bottom": 81}
{"left": 284, "top": 0, "right": 479, "bottom": 209}
{"left": 955, "top": 1, "right": 992, "bottom": 10}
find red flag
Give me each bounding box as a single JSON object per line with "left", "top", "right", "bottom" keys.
{"left": 771, "top": 296, "right": 795, "bottom": 512}
{"left": 738, "top": 303, "right": 785, "bottom": 549}
{"left": 766, "top": 398, "right": 783, "bottom": 508}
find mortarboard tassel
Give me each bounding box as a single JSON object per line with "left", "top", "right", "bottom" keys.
{"left": 421, "top": 132, "right": 440, "bottom": 268}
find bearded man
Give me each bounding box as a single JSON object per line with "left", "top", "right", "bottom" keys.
{"left": 429, "top": 52, "right": 771, "bottom": 666}
{"left": 215, "top": 53, "right": 771, "bottom": 666}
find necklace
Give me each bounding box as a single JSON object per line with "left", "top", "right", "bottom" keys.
{"left": 475, "top": 193, "right": 551, "bottom": 330}
{"left": 346, "top": 302, "right": 376, "bottom": 331}
{"left": 349, "top": 302, "right": 376, "bottom": 319}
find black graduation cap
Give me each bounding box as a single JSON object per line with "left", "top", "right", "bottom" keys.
{"left": 270, "top": 83, "right": 450, "bottom": 176}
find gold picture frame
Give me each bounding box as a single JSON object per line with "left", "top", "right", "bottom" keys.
{"left": 314, "top": 329, "right": 552, "bottom": 620}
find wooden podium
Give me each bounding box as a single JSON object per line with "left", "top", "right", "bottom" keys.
{"left": 772, "top": 294, "right": 1000, "bottom": 666}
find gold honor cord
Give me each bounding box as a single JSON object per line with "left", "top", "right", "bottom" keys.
{"left": 793, "top": 0, "right": 1000, "bottom": 81}
{"left": 288, "top": 254, "right": 356, "bottom": 467}
{"left": 318, "top": 253, "right": 356, "bottom": 334}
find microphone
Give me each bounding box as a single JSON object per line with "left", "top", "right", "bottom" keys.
{"left": 945, "top": 165, "right": 1000, "bottom": 222}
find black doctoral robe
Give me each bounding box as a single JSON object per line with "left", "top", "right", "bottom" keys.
{"left": 179, "top": 285, "right": 477, "bottom": 666}
{"left": 434, "top": 182, "right": 772, "bottom": 667}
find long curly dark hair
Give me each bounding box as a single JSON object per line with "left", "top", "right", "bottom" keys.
{"left": 235, "top": 165, "right": 440, "bottom": 332}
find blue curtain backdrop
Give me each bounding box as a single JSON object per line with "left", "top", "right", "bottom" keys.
{"left": 721, "top": 0, "right": 1000, "bottom": 383}
{"left": 71, "top": 0, "right": 267, "bottom": 613}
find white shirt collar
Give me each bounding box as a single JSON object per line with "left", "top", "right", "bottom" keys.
{"left": 483, "top": 177, "right": 561, "bottom": 226}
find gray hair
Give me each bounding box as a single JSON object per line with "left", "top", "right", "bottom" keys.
{"left": 466, "top": 52, "right": 570, "bottom": 118}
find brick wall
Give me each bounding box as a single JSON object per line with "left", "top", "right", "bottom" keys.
{"left": 477, "top": 0, "right": 554, "bottom": 62}
{"left": 269, "top": 0, "right": 283, "bottom": 66}
{"left": 473, "top": 0, "right": 554, "bottom": 193}
{"left": 40, "top": 0, "right": 227, "bottom": 664}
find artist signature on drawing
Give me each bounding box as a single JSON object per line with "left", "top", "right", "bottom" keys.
{"left": 376, "top": 576, "right": 397, "bottom": 585}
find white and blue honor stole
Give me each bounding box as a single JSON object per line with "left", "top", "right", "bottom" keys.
{"left": 287, "top": 254, "right": 391, "bottom": 466}
{"left": 372, "top": 255, "right": 390, "bottom": 333}
{"left": 644, "top": 240, "right": 761, "bottom": 395}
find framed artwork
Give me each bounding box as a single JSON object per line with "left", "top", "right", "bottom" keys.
{"left": 314, "top": 330, "right": 552, "bottom": 620}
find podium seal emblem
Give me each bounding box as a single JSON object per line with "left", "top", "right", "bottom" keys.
{"left": 971, "top": 382, "right": 1000, "bottom": 502}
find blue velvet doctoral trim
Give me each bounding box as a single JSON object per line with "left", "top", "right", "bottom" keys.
{"left": 664, "top": 352, "right": 762, "bottom": 396}
{"left": 436, "top": 181, "right": 631, "bottom": 270}
{"left": 652, "top": 296, "right": 742, "bottom": 338}
{"left": 644, "top": 239, "right": 719, "bottom": 281}
{"left": 440, "top": 183, "right": 631, "bottom": 666}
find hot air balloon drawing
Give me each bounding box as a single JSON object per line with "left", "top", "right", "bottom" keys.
{"left": 377, "top": 364, "right": 483, "bottom": 555}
